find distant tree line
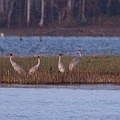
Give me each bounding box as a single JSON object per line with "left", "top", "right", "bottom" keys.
{"left": 0, "top": 0, "right": 120, "bottom": 28}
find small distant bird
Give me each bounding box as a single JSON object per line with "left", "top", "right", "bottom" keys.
{"left": 58, "top": 54, "right": 65, "bottom": 73}
{"left": 10, "top": 53, "right": 26, "bottom": 75}
{"left": 69, "top": 49, "right": 81, "bottom": 71}
{"left": 29, "top": 55, "right": 40, "bottom": 75}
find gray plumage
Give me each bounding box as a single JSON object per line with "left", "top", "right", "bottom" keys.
{"left": 69, "top": 49, "right": 81, "bottom": 71}
{"left": 58, "top": 54, "right": 65, "bottom": 73}
{"left": 29, "top": 55, "right": 40, "bottom": 75}
{"left": 10, "top": 53, "right": 26, "bottom": 75}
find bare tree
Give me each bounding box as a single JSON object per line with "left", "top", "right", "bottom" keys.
{"left": 0, "top": 0, "right": 120, "bottom": 28}
{"left": 27, "top": 0, "right": 31, "bottom": 26}
{"left": 39, "top": 0, "right": 45, "bottom": 27}
{"left": 55, "top": 1, "right": 67, "bottom": 24}
{"left": 7, "top": 0, "right": 16, "bottom": 28}
{"left": 81, "top": 0, "right": 86, "bottom": 23}
{"left": 0, "top": 0, "right": 4, "bottom": 24}
{"left": 66, "top": 0, "right": 73, "bottom": 22}
{"left": 78, "top": 0, "right": 82, "bottom": 20}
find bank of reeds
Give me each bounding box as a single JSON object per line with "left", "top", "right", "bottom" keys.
{"left": 0, "top": 56, "right": 120, "bottom": 84}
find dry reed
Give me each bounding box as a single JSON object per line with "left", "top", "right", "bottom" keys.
{"left": 0, "top": 56, "right": 120, "bottom": 85}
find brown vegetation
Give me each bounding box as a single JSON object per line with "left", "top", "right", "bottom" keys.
{"left": 0, "top": 56, "right": 120, "bottom": 85}
{"left": 1, "top": 25, "right": 120, "bottom": 37}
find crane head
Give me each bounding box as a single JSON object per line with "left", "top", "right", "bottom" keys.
{"left": 58, "top": 53, "right": 62, "bottom": 56}
{"left": 38, "top": 55, "right": 40, "bottom": 58}
{"left": 9, "top": 53, "right": 13, "bottom": 56}
{"left": 78, "top": 49, "right": 81, "bottom": 52}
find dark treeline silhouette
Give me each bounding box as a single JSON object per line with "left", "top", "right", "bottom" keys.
{"left": 0, "top": 0, "right": 120, "bottom": 28}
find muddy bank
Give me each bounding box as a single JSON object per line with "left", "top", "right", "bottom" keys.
{"left": 0, "top": 25, "right": 120, "bottom": 37}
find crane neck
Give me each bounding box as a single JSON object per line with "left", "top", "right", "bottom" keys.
{"left": 10, "top": 56, "right": 16, "bottom": 67}
{"left": 10, "top": 56, "right": 13, "bottom": 63}
{"left": 59, "top": 55, "right": 61, "bottom": 62}
{"left": 78, "top": 51, "right": 81, "bottom": 57}
{"left": 37, "top": 58, "right": 40, "bottom": 66}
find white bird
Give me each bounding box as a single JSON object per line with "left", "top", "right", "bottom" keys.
{"left": 10, "top": 53, "right": 26, "bottom": 75}
{"left": 69, "top": 49, "right": 81, "bottom": 71}
{"left": 58, "top": 54, "right": 65, "bottom": 73}
{"left": 29, "top": 55, "right": 40, "bottom": 75}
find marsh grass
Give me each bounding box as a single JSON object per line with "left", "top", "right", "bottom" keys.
{"left": 0, "top": 56, "right": 120, "bottom": 84}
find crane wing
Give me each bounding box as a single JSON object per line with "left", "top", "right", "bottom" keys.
{"left": 58, "top": 61, "right": 65, "bottom": 73}
{"left": 69, "top": 56, "right": 81, "bottom": 71}
{"left": 29, "top": 65, "right": 39, "bottom": 74}
{"left": 11, "top": 61, "right": 26, "bottom": 75}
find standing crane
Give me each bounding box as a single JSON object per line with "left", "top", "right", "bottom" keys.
{"left": 9, "top": 53, "right": 26, "bottom": 75}
{"left": 69, "top": 49, "right": 81, "bottom": 71}
{"left": 58, "top": 54, "right": 65, "bottom": 73}
{"left": 29, "top": 55, "right": 40, "bottom": 75}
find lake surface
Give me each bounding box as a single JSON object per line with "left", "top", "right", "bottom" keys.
{"left": 0, "top": 36, "right": 120, "bottom": 56}
{"left": 0, "top": 37, "right": 120, "bottom": 120}
{"left": 0, "top": 84, "right": 120, "bottom": 120}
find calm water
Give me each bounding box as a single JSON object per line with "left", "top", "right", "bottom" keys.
{"left": 0, "top": 84, "right": 120, "bottom": 120}
{"left": 0, "top": 37, "right": 120, "bottom": 120}
{"left": 0, "top": 36, "right": 120, "bottom": 56}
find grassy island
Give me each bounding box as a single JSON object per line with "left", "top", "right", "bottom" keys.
{"left": 0, "top": 56, "right": 120, "bottom": 85}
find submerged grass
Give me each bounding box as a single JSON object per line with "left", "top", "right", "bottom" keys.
{"left": 0, "top": 56, "right": 120, "bottom": 84}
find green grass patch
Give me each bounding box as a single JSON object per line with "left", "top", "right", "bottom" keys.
{"left": 0, "top": 56, "right": 120, "bottom": 85}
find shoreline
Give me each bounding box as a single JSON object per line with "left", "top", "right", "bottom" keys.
{"left": 0, "top": 83, "right": 119, "bottom": 88}
{"left": 1, "top": 25, "right": 120, "bottom": 37}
